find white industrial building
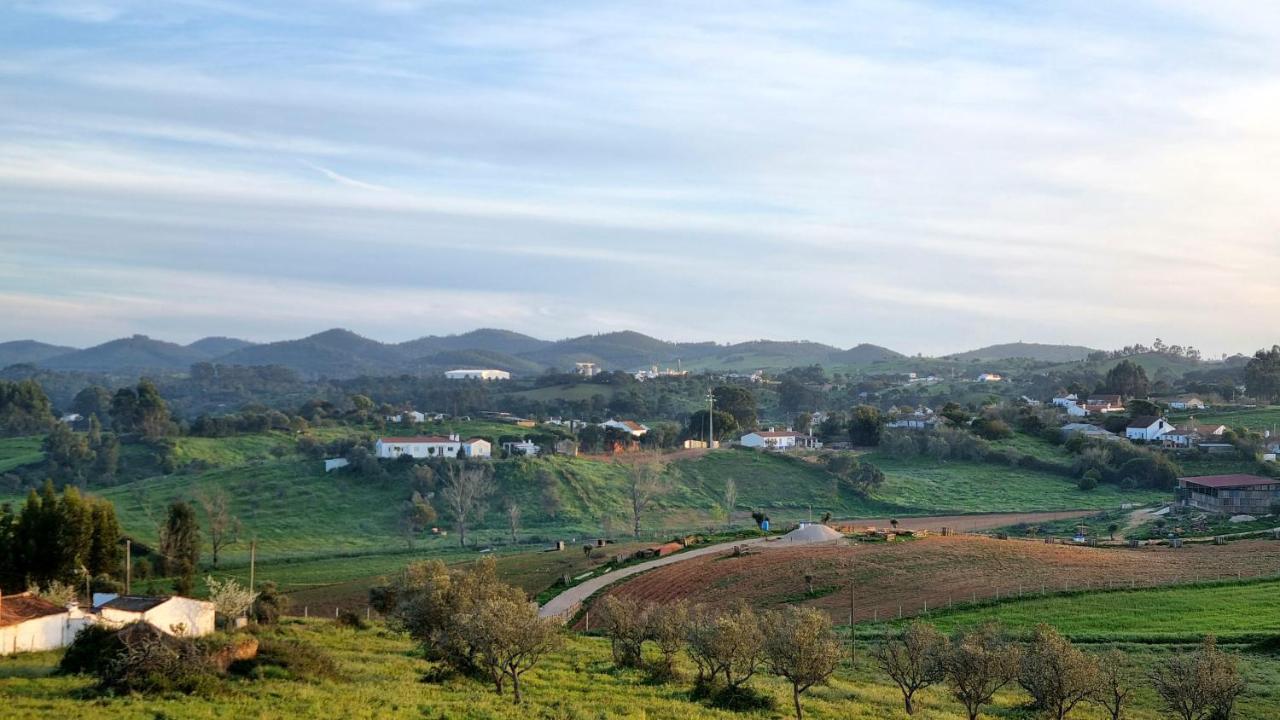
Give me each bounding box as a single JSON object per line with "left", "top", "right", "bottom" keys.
{"left": 444, "top": 369, "right": 510, "bottom": 380}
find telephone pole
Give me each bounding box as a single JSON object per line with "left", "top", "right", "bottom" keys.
{"left": 249, "top": 538, "right": 257, "bottom": 592}
{"left": 706, "top": 390, "right": 715, "bottom": 447}
{"left": 125, "top": 539, "right": 132, "bottom": 595}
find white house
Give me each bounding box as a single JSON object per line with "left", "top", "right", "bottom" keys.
{"left": 977, "top": 373, "right": 1003, "bottom": 382}
{"left": 95, "top": 595, "right": 215, "bottom": 637}
{"left": 1125, "top": 416, "right": 1176, "bottom": 442}
{"left": 502, "top": 440, "right": 540, "bottom": 456}
{"left": 739, "top": 430, "right": 822, "bottom": 451}
{"left": 574, "top": 362, "right": 599, "bottom": 377}
{"left": 375, "top": 435, "right": 463, "bottom": 459}
{"left": 386, "top": 410, "right": 426, "bottom": 423}
{"left": 1162, "top": 424, "right": 1227, "bottom": 449}
{"left": 1167, "top": 397, "right": 1207, "bottom": 411}
{"left": 601, "top": 419, "right": 649, "bottom": 437}
{"left": 1065, "top": 403, "right": 1090, "bottom": 418}
{"left": 444, "top": 369, "right": 510, "bottom": 381}
{"left": 323, "top": 457, "right": 349, "bottom": 472}
{"left": 1052, "top": 394, "right": 1079, "bottom": 408}
{"left": 59, "top": 413, "right": 83, "bottom": 424}
{"left": 460, "top": 438, "right": 492, "bottom": 458}
{"left": 0, "top": 593, "right": 94, "bottom": 655}
{"left": 886, "top": 412, "right": 938, "bottom": 430}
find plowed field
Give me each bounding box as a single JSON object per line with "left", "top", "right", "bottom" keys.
{"left": 586, "top": 536, "right": 1280, "bottom": 624}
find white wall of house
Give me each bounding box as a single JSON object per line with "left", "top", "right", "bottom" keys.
{"left": 740, "top": 432, "right": 798, "bottom": 449}
{"left": 100, "top": 598, "right": 215, "bottom": 637}
{"left": 0, "top": 609, "right": 92, "bottom": 655}
{"left": 1126, "top": 419, "right": 1175, "bottom": 441}
{"left": 375, "top": 439, "right": 462, "bottom": 459}
{"left": 444, "top": 369, "right": 510, "bottom": 380}
{"left": 461, "top": 439, "right": 491, "bottom": 458}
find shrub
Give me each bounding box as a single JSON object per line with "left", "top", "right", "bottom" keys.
{"left": 599, "top": 595, "right": 648, "bottom": 668}
{"left": 233, "top": 637, "right": 340, "bottom": 683}
{"left": 336, "top": 609, "right": 369, "bottom": 630}
{"left": 1018, "top": 624, "right": 1098, "bottom": 719}
{"left": 1078, "top": 470, "right": 1100, "bottom": 491}
{"left": 59, "top": 624, "right": 124, "bottom": 676}
{"left": 251, "top": 581, "right": 290, "bottom": 625}
{"left": 97, "top": 623, "right": 218, "bottom": 695}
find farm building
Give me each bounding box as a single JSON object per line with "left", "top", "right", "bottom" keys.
{"left": 601, "top": 419, "right": 649, "bottom": 437}
{"left": 1180, "top": 474, "right": 1280, "bottom": 516}
{"left": 460, "top": 437, "right": 492, "bottom": 458}
{"left": 739, "top": 429, "right": 822, "bottom": 451}
{"left": 1162, "top": 423, "right": 1227, "bottom": 449}
{"left": 375, "top": 435, "right": 462, "bottom": 459}
{"left": 1125, "top": 416, "right": 1175, "bottom": 442}
{"left": 94, "top": 595, "right": 215, "bottom": 637}
{"left": 0, "top": 593, "right": 93, "bottom": 656}
{"left": 1166, "top": 396, "right": 1207, "bottom": 410}
{"left": 1087, "top": 394, "right": 1125, "bottom": 409}
{"left": 444, "top": 369, "right": 510, "bottom": 380}
{"left": 502, "top": 439, "right": 540, "bottom": 456}
{"left": 886, "top": 412, "right": 938, "bottom": 430}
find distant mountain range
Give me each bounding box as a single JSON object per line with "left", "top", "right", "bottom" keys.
{"left": 0, "top": 329, "right": 1107, "bottom": 378}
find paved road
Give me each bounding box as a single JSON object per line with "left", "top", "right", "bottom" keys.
{"left": 538, "top": 536, "right": 770, "bottom": 621}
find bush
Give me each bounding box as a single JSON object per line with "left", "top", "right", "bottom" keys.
{"left": 336, "top": 609, "right": 369, "bottom": 630}
{"left": 97, "top": 623, "right": 219, "bottom": 696}
{"left": 59, "top": 624, "right": 124, "bottom": 676}
{"left": 1078, "top": 470, "right": 1100, "bottom": 491}
{"left": 251, "top": 581, "right": 290, "bottom": 625}
{"left": 231, "top": 637, "right": 339, "bottom": 683}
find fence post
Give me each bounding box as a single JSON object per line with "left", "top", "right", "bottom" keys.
{"left": 304, "top": 606, "right": 308, "bottom": 618}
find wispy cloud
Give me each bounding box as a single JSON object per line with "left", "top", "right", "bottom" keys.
{"left": 2, "top": 1, "right": 1279, "bottom": 354}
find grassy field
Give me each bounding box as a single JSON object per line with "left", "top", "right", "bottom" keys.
{"left": 865, "top": 455, "right": 1168, "bottom": 513}
{"left": 1174, "top": 406, "right": 1280, "bottom": 432}
{"left": 0, "top": 435, "right": 43, "bottom": 473}
{"left": 907, "top": 578, "right": 1280, "bottom": 643}
{"left": 5, "top": 618, "right": 1280, "bottom": 719}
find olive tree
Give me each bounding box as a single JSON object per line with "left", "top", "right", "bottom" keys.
{"left": 762, "top": 606, "right": 841, "bottom": 720}
{"left": 943, "top": 623, "right": 1020, "bottom": 720}
{"left": 685, "top": 602, "right": 764, "bottom": 691}
{"left": 599, "top": 595, "right": 649, "bottom": 668}
{"left": 647, "top": 600, "right": 689, "bottom": 679}
{"left": 462, "top": 594, "right": 562, "bottom": 703}
{"left": 1091, "top": 649, "right": 1134, "bottom": 720}
{"left": 1149, "top": 636, "right": 1246, "bottom": 720}
{"left": 1018, "top": 624, "right": 1098, "bottom": 720}
{"left": 873, "top": 620, "right": 947, "bottom": 715}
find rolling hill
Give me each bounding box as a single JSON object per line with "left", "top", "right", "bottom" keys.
{"left": 0, "top": 340, "right": 78, "bottom": 368}
{"left": 186, "top": 336, "right": 256, "bottom": 357}
{"left": 40, "top": 335, "right": 205, "bottom": 372}
{"left": 214, "top": 328, "right": 406, "bottom": 378}
{"left": 946, "top": 342, "right": 1099, "bottom": 363}
{"left": 397, "top": 328, "right": 550, "bottom": 357}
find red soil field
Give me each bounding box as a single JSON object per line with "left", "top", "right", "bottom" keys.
{"left": 586, "top": 535, "right": 1280, "bottom": 625}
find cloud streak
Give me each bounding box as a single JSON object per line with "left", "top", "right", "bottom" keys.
{"left": 2, "top": 1, "right": 1279, "bottom": 355}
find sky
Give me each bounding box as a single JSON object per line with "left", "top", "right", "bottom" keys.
{"left": 2, "top": 1, "right": 1279, "bottom": 356}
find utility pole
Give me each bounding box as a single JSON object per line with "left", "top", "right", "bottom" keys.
{"left": 706, "top": 390, "right": 715, "bottom": 446}
{"left": 125, "top": 539, "right": 131, "bottom": 595}
{"left": 249, "top": 538, "right": 257, "bottom": 592}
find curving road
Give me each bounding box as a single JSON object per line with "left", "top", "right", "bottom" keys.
{"left": 538, "top": 537, "right": 771, "bottom": 621}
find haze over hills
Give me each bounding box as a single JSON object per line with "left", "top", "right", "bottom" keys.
{"left": 0, "top": 328, "right": 1147, "bottom": 378}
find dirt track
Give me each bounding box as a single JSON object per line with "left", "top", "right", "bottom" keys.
{"left": 831, "top": 510, "right": 1095, "bottom": 533}
{"left": 588, "top": 535, "right": 1280, "bottom": 624}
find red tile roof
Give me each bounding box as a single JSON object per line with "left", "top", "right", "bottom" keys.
{"left": 1180, "top": 474, "right": 1279, "bottom": 489}
{"left": 0, "top": 592, "right": 65, "bottom": 628}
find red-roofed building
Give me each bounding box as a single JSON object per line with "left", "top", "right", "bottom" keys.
{"left": 1180, "top": 474, "right": 1280, "bottom": 515}
{"left": 1, "top": 592, "right": 92, "bottom": 655}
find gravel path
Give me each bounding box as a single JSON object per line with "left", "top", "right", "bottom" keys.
{"left": 538, "top": 537, "right": 770, "bottom": 621}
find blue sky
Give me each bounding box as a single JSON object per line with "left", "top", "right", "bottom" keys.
{"left": 2, "top": 1, "right": 1279, "bottom": 355}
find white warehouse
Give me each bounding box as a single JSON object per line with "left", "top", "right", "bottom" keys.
{"left": 444, "top": 369, "right": 510, "bottom": 380}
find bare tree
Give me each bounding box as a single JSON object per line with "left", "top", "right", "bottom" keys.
{"left": 942, "top": 622, "right": 1020, "bottom": 720}
{"left": 723, "top": 478, "right": 738, "bottom": 527}
{"left": 873, "top": 620, "right": 947, "bottom": 715}
{"left": 646, "top": 600, "right": 689, "bottom": 679}
{"left": 1091, "top": 649, "right": 1134, "bottom": 720}
{"left": 506, "top": 501, "right": 521, "bottom": 544}
{"left": 439, "top": 463, "right": 495, "bottom": 547}
{"left": 1018, "top": 624, "right": 1098, "bottom": 720}
{"left": 1149, "top": 636, "right": 1246, "bottom": 720}
{"left": 618, "top": 457, "right": 668, "bottom": 539}
{"left": 196, "top": 489, "right": 239, "bottom": 568}
{"left": 762, "top": 606, "right": 841, "bottom": 720}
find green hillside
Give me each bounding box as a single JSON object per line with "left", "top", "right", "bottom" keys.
{"left": 0, "top": 436, "right": 44, "bottom": 473}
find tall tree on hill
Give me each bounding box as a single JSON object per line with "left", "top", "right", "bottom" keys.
{"left": 197, "top": 489, "right": 240, "bottom": 568}
{"left": 440, "top": 462, "right": 495, "bottom": 547}
{"left": 713, "top": 386, "right": 758, "bottom": 430}
{"left": 1245, "top": 346, "right": 1280, "bottom": 403}
{"left": 1104, "top": 360, "right": 1149, "bottom": 399}
{"left": 71, "top": 386, "right": 113, "bottom": 427}
{"left": 109, "top": 380, "right": 172, "bottom": 438}
{"left": 619, "top": 457, "right": 668, "bottom": 539}
{"left": 159, "top": 501, "right": 201, "bottom": 595}
{"left": 0, "top": 379, "right": 55, "bottom": 436}
{"left": 0, "top": 481, "right": 120, "bottom": 590}
{"left": 687, "top": 409, "right": 737, "bottom": 442}
{"left": 848, "top": 405, "right": 885, "bottom": 446}
{"left": 43, "top": 421, "right": 96, "bottom": 485}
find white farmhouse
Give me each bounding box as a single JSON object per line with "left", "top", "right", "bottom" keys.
{"left": 387, "top": 410, "right": 427, "bottom": 423}
{"left": 601, "top": 419, "right": 649, "bottom": 437}
{"left": 976, "top": 373, "right": 1003, "bottom": 382}
{"left": 1052, "top": 394, "right": 1079, "bottom": 408}
{"left": 1167, "top": 397, "right": 1207, "bottom": 411}
{"left": 94, "top": 595, "right": 215, "bottom": 637}
{"left": 0, "top": 593, "right": 93, "bottom": 655}
{"left": 502, "top": 439, "right": 540, "bottom": 456}
{"left": 375, "top": 435, "right": 463, "bottom": 459}
{"left": 1125, "top": 416, "right": 1176, "bottom": 442}
{"left": 886, "top": 412, "right": 938, "bottom": 430}
{"left": 739, "top": 430, "right": 822, "bottom": 451}
{"left": 444, "top": 369, "right": 510, "bottom": 381}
